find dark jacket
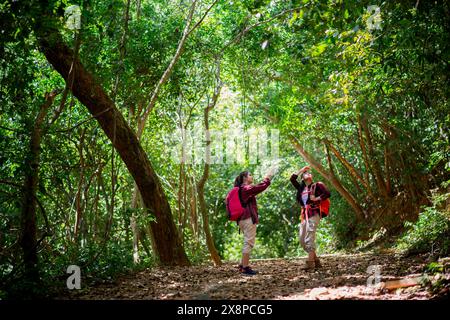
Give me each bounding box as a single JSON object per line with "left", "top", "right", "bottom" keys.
{"left": 239, "top": 178, "right": 271, "bottom": 224}
{"left": 290, "top": 174, "right": 330, "bottom": 218}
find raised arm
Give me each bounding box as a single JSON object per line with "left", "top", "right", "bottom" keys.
{"left": 290, "top": 166, "right": 310, "bottom": 190}
{"left": 290, "top": 174, "right": 302, "bottom": 190}
{"left": 241, "top": 178, "right": 271, "bottom": 200}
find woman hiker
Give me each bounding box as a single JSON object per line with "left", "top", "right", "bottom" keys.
{"left": 234, "top": 171, "right": 272, "bottom": 275}
{"left": 290, "top": 166, "right": 330, "bottom": 270}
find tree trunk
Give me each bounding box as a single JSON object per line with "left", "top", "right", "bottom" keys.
{"left": 74, "top": 128, "right": 86, "bottom": 241}
{"left": 360, "top": 114, "right": 389, "bottom": 199}
{"left": 137, "top": 0, "right": 198, "bottom": 137}
{"left": 325, "top": 140, "right": 372, "bottom": 197}
{"left": 384, "top": 145, "right": 392, "bottom": 195}
{"left": 197, "top": 79, "right": 222, "bottom": 266}
{"left": 181, "top": 165, "right": 189, "bottom": 244}
{"left": 136, "top": 0, "right": 142, "bottom": 19}
{"left": 198, "top": 178, "right": 221, "bottom": 266}
{"left": 326, "top": 143, "right": 363, "bottom": 195}
{"left": 139, "top": 227, "right": 152, "bottom": 258}
{"left": 177, "top": 163, "right": 184, "bottom": 233}
{"left": 20, "top": 91, "right": 58, "bottom": 281}
{"left": 130, "top": 214, "right": 140, "bottom": 264}
{"left": 130, "top": 187, "right": 153, "bottom": 262}
{"left": 189, "top": 176, "right": 199, "bottom": 240}
{"left": 37, "top": 31, "right": 190, "bottom": 266}
{"left": 357, "top": 117, "right": 374, "bottom": 192}
{"left": 127, "top": 0, "right": 212, "bottom": 251}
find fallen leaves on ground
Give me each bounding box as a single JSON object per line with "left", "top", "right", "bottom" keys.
{"left": 61, "top": 252, "right": 449, "bottom": 300}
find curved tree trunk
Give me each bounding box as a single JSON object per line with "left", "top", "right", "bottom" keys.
{"left": 37, "top": 30, "right": 190, "bottom": 266}
{"left": 325, "top": 140, "right": 372, "bottom": 197}
{"left": 359, "top": 114, "right": 389, "bottom": 199}
{"left": 198, "top": 179, "right": 222, "bottom": 266}
{"left": 357, "top": 117, "right": 374, "bottom": 192}
{"left": 326, "top": 143, "right": 363, "bottom": 194}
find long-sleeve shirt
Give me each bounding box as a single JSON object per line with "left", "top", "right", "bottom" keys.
{"left": 290, "top": 174, "right": 330, "bottom": 218}
{"left": 239, "top": 178, "right": 271, "bottom": 224}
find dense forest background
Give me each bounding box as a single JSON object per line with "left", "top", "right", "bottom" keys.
{"left": 0, "top": 0, "right": 449, "bottom": 299}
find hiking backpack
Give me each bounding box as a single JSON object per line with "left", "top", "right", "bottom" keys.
{"left": 225, "top": 186, "right": 247, "bottom": 221}
{"left": 311, "top": 182, "right": 330, "bottom": 218}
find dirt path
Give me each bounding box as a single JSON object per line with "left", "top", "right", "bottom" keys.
{"left": 63, "top": 252, "right": 446, "bottom": 300}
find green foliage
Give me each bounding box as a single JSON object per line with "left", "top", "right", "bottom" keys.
{"left": 396, "top": 188, "right": 450, "bottom": 256}
{"left": 422, "top": 259, "right": 450, "bottom": 296}
{"left": 426, "top": 261, "right": 444, "bottom": 274}
{"left": 1, "top": 0, "right": 449, "bottom": 298}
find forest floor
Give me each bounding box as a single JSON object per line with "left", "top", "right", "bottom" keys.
{"left": 63, "top": 251, "right": 449, "bottom": 300}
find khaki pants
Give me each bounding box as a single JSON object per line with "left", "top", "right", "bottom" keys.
{"left": 239, "top": 217, "right": 257, "bottom": 254}
{"left": 299, "top": 214, "right": 320, "bottom": 253}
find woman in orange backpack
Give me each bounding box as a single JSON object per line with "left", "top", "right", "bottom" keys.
{"left": 290, "top": 166, "right": 330, "bottom": 270}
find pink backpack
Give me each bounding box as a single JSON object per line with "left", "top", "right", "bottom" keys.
{"left": 225, "top": 187, "right": 247, "bottom": 221}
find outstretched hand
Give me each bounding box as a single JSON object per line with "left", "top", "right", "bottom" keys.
{"left": 265, "top": 165, "right": 278, "bottom": 180}
{"left": 264, "top": 173, "right": 273, "bottom": 181}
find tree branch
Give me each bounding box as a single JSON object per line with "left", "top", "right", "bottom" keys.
{"left": 0, "top": 180, "right": 23, "bottom": 189}
{"left": 138, "top": 0, "right": 198, "bottom": 137}
{"left": 186, "top": 0, "right": 220, "bottom": 37}
{"left": 221, "top": 4, "right": 311, "bottom": 52}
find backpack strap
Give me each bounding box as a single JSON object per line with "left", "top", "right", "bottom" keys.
{"left": 302, "top": 184, "right": 313, "bottom": 223}
{"left": 308, "top": 183, "right": 316, "bottom": 222}
{"left": 312, "top": 182, "right": 324, "bottom": 219}
{"left": 311, "top": 182, "right": 317, "bottom": 197}
{"left": 236, "top": 186, "right": 248, "bottom": 226}
{"left": 238, "top": 186, "right": 248, "bottom": 208}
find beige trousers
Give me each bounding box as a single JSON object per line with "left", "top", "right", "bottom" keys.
{"left": 239, "top": 217, "right": 257, "bottom": 254}
{"left": 299, "top": 214, "right": 320, "bottom": 253}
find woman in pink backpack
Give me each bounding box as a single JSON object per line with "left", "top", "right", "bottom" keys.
{"left": 233, "top": 171, "right": 272, "bottom": 275}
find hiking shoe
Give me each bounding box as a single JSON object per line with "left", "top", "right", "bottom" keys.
{"left": 301, "top": 260, "right": 316, "bottom": 270}
{"left": 315, "top": 259, "right": 323, "bottom": 268}
{"left": 241, "top": 266, "right": 257, "bottom": 276}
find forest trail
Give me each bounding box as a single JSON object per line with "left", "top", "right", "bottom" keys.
{"left": 64, "top": 252, "right": 447, "bottom": 300}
